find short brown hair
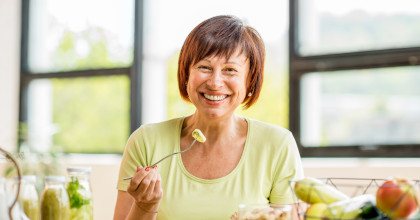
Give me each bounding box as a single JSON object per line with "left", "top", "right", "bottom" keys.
{"left": 177, "top": 15, "right": 265, "bottom": 109}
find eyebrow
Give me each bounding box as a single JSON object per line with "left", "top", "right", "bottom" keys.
{"left": 226, "top": 61, "right": 243, "bottom": 67}
{"left": 201, "top": 59, "right": 244, "bottom": 67}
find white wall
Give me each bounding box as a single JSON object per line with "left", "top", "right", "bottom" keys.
{"left": 0, "top": 0, "right": 20, "bottom": 152}
{"left": 303, "top": 158, "right": 420, "bottom": 179}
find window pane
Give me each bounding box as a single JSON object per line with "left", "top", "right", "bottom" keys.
{"left": 300, "top": 67, "right": 420, "bottom": 147}
{"left": 143, "top": 0, "right": 289, "bottom": 127}
{"left": 26, "top": 76, "right": 129, "bottom": 153}
{"left": 298, "top": 0, "right": 420, "bottom": 55}
{"left": 28, "top": 0, "right": 134, "bottom": 72}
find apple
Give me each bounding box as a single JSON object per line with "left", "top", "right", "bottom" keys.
{"left": 376, "top": 177, "right": 419, "bottom": 219}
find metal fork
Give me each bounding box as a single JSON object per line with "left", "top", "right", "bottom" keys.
{"left": 123, "top": 139, "right": 198, "bottom": 180}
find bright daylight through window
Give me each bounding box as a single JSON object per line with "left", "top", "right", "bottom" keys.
{"left": 21, "top": 0, "right": 289, "bottom": 154}
{"left": 21, "top": 0, "right": 134, "bottom": 153}
{"left": 290, "top": 0, "right": 420, "bottom": 157}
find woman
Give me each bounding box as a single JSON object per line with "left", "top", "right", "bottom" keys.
{"left": 114, "top": 15, "right": 304, "bottom": 220}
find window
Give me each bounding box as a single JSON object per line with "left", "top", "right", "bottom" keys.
{"left": 20, "top": 0, "right": 290, "bottom": 154}
{"left": 290, "top": 0, "right": 420, "bottom": 156}
{"left": 19, "top": 0, "right": 138, "bottom": 153}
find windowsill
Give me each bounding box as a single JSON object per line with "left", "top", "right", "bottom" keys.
{"left": 63, "top": 153, "right": 122, "bottom": 165}
{"left": 302, "top": 157, "right": 420, "bottom": 168}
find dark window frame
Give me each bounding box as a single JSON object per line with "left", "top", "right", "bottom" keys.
{"left": 18, "top": 0, "right": 143, "bottom": 153}
{"left": 289, "top": 0, "right": 420, "bottom": 157}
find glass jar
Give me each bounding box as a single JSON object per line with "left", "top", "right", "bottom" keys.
{"left": 2, "top": 177, "right": 29, "bottom": 220}
{"left": 20, "top": 175, "right": 40, "bottom": 220}
{"left": 66, "top": 167, "right": 93, "bottom": 220}
{"left": 41, "top": 176, "right": 70, "bottom": 220}
{"left": 0, "top": 177, "right": 7, "bottom": 219}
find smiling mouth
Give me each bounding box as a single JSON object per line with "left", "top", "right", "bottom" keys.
{"left": 203, "top": 93, "right": 228, "bottom": 101}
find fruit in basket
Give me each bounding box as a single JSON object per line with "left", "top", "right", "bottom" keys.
{"left": 305, "top": 203, "right": 328, "bottom": 220}
{"left": 324, "top": 194, "right": 382, "bottom": 220}
{"left": 294, "top": 177, "right": 349, "bottom": 204}
{"left": 376, "top": 177, "right": 419, "bottom": 219}
{"left": 305, "top": 194, "right": 382, "bottom": 220}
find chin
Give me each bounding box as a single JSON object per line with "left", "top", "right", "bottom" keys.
{"left": 200, "top": 108, "right": 227, "bottom": 118}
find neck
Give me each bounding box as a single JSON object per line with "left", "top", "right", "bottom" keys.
{"left": 182, "top": 113, "right": 246, "bottom": 149}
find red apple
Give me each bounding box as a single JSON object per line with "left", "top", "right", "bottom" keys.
{"left": 376, "top": 178, "right": 419, "bottom": 219}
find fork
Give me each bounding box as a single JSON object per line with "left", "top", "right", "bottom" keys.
{"left": 123, "top": 129, "right": 205, "bottom": 180}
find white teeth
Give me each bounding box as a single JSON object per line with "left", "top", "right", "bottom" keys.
{"left": 204, "top": 94, "right": 227, "bottom": 101}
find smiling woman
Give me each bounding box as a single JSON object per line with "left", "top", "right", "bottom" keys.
{"left": 114, "top": 15, "right": 303, "bottom": 220}
{"left": 177, "top": 16, "right": 264, "bottom": 110}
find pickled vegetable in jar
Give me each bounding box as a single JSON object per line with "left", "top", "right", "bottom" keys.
{"left": 41, "top": 176, "right": 70, "bottom": 220}
{"left": 20, "top": 175, "right": 40, "bottom": 220}
{"left": 66, "top": 167, "right": 93, "bottom": 220}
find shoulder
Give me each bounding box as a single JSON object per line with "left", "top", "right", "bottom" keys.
{"left": 247, "top": 118, "right": 293, "bottom": 144}
{"left": 246, "top": 118, "right": 304, "bottom": 177}
{"left": 124, "top": 117, "right": 183, "bottom": 155}
{"left": 246, "top": 118, "right": 298, "bottom": 159}
{"left": 245, "top": 118, "right": 304, "bottom": 181}
{"left": 131, "top": 117, "right": 182, "bottom": 138}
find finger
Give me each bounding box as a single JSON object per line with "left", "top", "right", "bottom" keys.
{"left": 135, "top": 170, "right": 155, "bottom": 195}
{"left": 154, "top": 174, "right": 162, "bottom": 196}
{"left": 150, "top": 172, "right": 163, "bottom": 200}
{"left": 144, "top": 170, "right": 158, "bottom": 196}
{"left": 128, "top": 167, "right": 151, "bottom": 192}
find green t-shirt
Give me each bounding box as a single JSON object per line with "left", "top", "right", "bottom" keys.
{"left": 117, "top": 117, "right": 304, "bottom": 220}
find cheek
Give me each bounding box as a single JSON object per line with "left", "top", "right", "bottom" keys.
{"left": 234, "top": 77, "right": 248, "bottom": 94}
{"left": 188, "top": 71, "right": 204, "bottom": 83}
{"left": 186, "top": 75, "right": 202, "bottom": 96}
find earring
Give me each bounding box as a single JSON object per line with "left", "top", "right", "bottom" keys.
{"left": 247, "top": 92, "right": 252, "bottom": 97}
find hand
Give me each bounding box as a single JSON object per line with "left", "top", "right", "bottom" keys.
{"left": 127, "top": 166, "right": 163, "bottom": 213}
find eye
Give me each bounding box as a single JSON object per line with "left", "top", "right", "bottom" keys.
{"left": 223, "top": 67, "right": 237, "bottom": 75}
{"left": 197, "top": 65, "right": 212, "bottom": 72}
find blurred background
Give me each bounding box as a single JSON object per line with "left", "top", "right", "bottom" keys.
{"left": 1, "top": 0, "right": 420, "bottom": 219}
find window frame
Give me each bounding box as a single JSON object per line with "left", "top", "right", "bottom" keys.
{"left": 18, "top": 0, "right": 143, "bottom": 153}
{"left": 289, "top": 0, "right": 420, "bottom": 157}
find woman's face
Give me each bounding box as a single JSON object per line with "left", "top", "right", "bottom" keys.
{"left": 187, "top": 50, "right": 250, "bottom": 119}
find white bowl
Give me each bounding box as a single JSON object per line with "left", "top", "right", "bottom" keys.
{"left": 236, "top": 204, "right": 292, "bottom": 220}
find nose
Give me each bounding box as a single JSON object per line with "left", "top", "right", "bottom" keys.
{"left": 207, "top": 70, "right": 223, "bottom": 89}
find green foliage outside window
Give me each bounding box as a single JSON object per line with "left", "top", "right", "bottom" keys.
{"left": 51, "top": 76, "right": 129, "bottom": 153}
{"left": 51, "top": 28, "right": 130, "bottom": 153}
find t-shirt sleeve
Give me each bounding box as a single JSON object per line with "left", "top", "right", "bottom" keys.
{"left": 269, "top": 132, "right": 304, "bottom": 204}
{"left": 116, "top": 127, "right": 148, "bottom": 191}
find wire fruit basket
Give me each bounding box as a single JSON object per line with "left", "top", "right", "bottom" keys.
{"left": 0, "top": 146, "right": 22, "bottom": 220}
{"left": 289, "top": 177, "right": 420, "bottom": 220}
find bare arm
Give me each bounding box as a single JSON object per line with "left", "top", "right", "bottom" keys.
{"left": 291, "top": 203, "right": 302, "bottom": 220}
{"left": 113, "top": 167, "right": 162, "bottom": 220}
{"left": 114, "top": 191, "right": 133, "bottom": 220}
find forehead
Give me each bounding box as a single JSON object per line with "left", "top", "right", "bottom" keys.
{"left": 200, "top": 49, "right": 249, "bottom": 64}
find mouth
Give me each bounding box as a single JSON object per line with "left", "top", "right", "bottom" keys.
{"left": 202, "top": 93, "right": 228, "bottom": 101}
